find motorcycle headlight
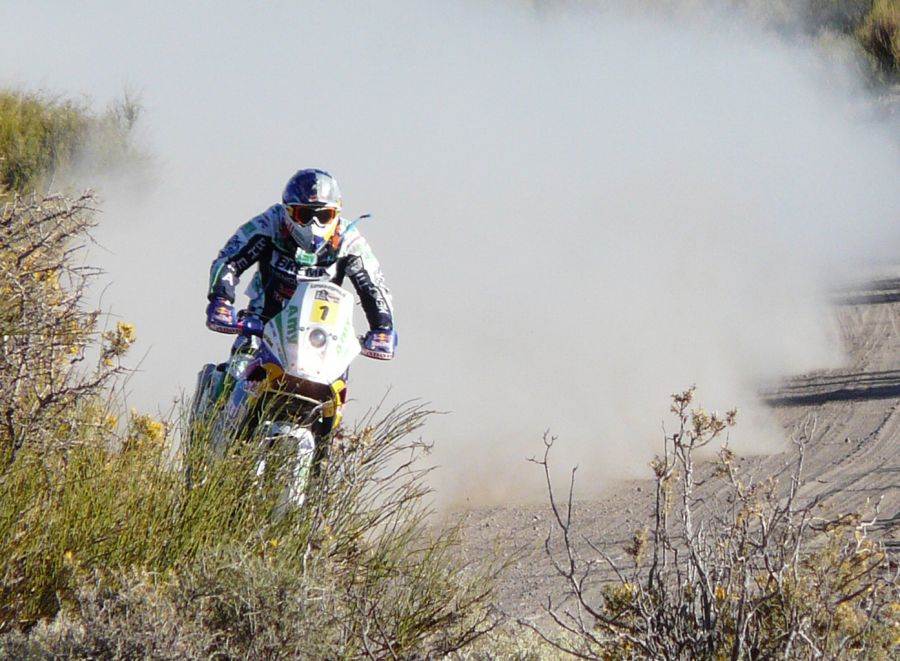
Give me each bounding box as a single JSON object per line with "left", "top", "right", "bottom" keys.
{"left": 308, "top": 327, "right": 328, "bottom": 349}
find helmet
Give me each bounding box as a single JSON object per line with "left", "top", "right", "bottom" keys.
{"left": 281, "top": 169, "right": 342, "bottom": 250}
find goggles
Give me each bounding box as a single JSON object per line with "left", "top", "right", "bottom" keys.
{"left": 286, "top": 204, "right": 339, "bottom": 227}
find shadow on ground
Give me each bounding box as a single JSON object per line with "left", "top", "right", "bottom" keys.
{"left": 764, "top": 370, "right": 900, "bottom": 407}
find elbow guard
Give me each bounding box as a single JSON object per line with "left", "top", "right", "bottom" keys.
{"left": 345, "top": 255, "right": 393, "bottom": 330}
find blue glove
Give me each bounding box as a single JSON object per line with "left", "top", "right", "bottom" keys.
{"left": 237, "top": 313, "right": 264, "bottom": 337}
{"left": 206, "top": 297, "right": 238, "bottom": 334}
{"left": 361, "top": 329, "right": 397, "bottom": 360}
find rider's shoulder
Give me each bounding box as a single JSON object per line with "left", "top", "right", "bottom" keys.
{"left": 236, "top": 205, "right": 283, "bottom": 239}
{"left": 259, "top": 205, "right": 285, "bottom": 229}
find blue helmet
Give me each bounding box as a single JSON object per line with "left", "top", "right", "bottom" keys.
{"left": 281, "top": 169, "right": 342, "bottom": 249}
{"left": 282, "top": 168, "right": 342, "bottom": 208}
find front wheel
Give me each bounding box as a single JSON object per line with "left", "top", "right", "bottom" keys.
{"left": 184, "top": 363, "right": 228, "bottom": 489}
{"left": 256, "top": 422, "right": 317, "bottom": 510}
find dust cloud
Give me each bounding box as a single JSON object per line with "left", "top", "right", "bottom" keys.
{"left": 2, "top": 1, "right": 899, "bottom": 505}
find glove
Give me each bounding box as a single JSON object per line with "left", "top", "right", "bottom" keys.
{"left": 237, "top": 312, "right": 264, "bottom": 337}
{"left": 361, "top": 329, "right": 397, "bottom": 361}
{"left": 206, "top": 297, "right": 238, "bottom": 334}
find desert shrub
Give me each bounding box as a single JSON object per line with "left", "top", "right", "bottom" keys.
{"left": 0, "top": 569, "right": 211, "bottom": 660}
{"left": 0, "top": 192, "right": 166, "bottom": 628}
{"left": 446, "top": 624, "right": 576, "bottom": 660}
{"left": 0, "top": 403, "right": 502, "bottom": 658}
{"left": 0, "top": 193, "right": 126, "bottom": 467}
{"left": 858, "top": 0, "right": 900, "bottom": 73}
{"left": 531, "top": 387, "right": 900, "bottom": 660}
{"left": 626, "top": 1, "right": 896, "bottom": 84}
{"left": 0, "top": 92, "right": 87, "bottom": 196}
{"left": 0, "top": 89, "right": 144, "bottom": 197}
{"left": 175, "top": 404, "right": 502, "bottom": 658}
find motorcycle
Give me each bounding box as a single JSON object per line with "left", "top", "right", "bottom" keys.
{"left": 187, "top": 278, "right": 362, "bottom": 507}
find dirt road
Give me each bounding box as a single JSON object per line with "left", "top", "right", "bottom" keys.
{"left": 459, "top": 275, "right": 900, "bottom": 620}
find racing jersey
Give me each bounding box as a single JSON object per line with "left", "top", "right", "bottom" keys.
{"left": 208, "top": 204, "right": 394, "bottom": 329}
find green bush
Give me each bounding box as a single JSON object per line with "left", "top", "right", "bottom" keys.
{"left": 0, "top": 401, "right": 502, "bottom": 657}
{"left": 0, "top": 92, "right": 85, "bottom": 195}
{"left": 0, "top": 89, "right": 144, "bottom": 197}
{"left": 858, "top": 0, "right": 900, "bottom": 73}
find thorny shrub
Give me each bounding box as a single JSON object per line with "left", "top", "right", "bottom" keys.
{"left": 0, "top": 402, "right": 502, "bottom": 658}
{"left": 0, "top": 193, "right": 128, "bottom": 467}
{"left": 529, "top": 387, "right": 900, "bottom": 660}
{"left": 176, "top": 403, "right": 504, "bottom": 659}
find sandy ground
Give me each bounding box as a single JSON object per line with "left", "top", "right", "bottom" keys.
{"left": 458, "top": 274, "right": 900, "bottom": 621}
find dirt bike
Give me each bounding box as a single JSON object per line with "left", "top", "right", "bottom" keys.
{"left": 187, "top": 278, "right": 362, "bottom": 507}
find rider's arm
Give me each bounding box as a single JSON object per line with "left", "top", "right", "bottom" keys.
{"left": 337, "top": 228, "right": 394, "bottom": 331}
{"left": 208, "top": 207, "right": 277, "bottom": 303}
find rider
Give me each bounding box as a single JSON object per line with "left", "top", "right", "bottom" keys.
{"left": 204, "top": 168, "right": 397, "bottom": 435}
